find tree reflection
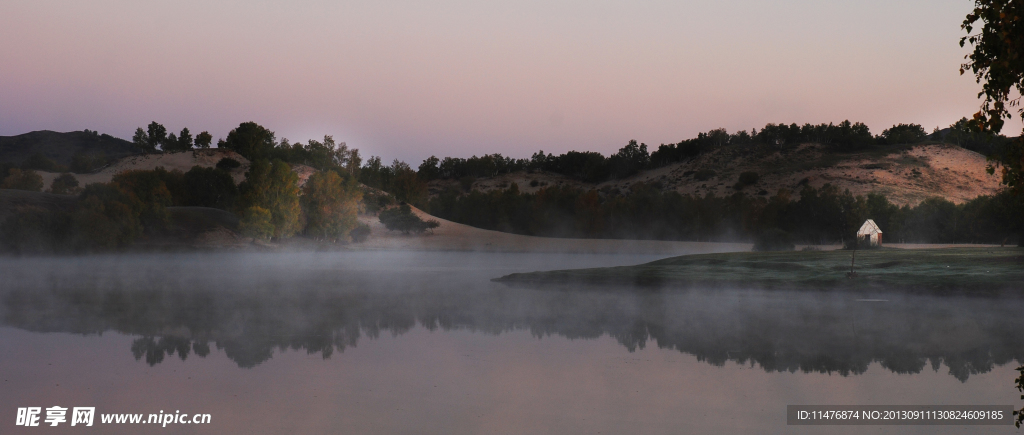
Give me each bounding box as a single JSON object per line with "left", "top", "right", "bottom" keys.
{"left": 1, "top": 273, "right": 1022, "bottom": 380}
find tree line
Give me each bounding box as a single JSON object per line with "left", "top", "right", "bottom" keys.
{"left": 0, "top": 122, "right": 368, "bottom": 253}
{"left": 424, "top": 183, "right": 1024, "bottom": 246}
{"left": 353, "top": 119, "right": 1012, "bottom": 193}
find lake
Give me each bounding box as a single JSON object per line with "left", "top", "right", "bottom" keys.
{"left": 1, "top": 251, "right": 1022, "bottom": 434}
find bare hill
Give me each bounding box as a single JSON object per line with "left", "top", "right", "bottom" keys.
{"left": 433, "top": 143, "right": 1005, "bottom": 206}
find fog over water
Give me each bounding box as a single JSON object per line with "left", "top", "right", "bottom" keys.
{"left": 1, "top": 251, "right": 1022, "bottom": 434}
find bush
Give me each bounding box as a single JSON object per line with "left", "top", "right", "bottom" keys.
{"left": 49, "top": 173, "right": 80, "bottom": 195}
{"left": 753, "top": 228, "right": 795, "bottom": 251}
{"left": 881, "top": 123, "right": 927, "bottom": 144}
{"left": 362, "top": 191, "right": 395, "bottom": 215}
{"left": 734, "top": 171, "right": 759, "bottom": 189}
{"left": 379, "top": 204, "right": 440, "bottom": 234}
{"left": 216, "top": 158, "right": 242, "bottom": 170}
{"left": 1, "top": 169, "right": 44, "bottom": 191}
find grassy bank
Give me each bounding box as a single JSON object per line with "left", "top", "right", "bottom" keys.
{"left": 493, "top": 247, "right": 1024, "bottom": 293}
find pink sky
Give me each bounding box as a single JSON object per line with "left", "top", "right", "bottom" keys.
{"left": 0, "top": 0, "right": 996, "bottom": 163}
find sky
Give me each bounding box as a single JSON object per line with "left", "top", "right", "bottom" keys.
{"left": 0, "top": 0, "right": 996, "bottom": 164}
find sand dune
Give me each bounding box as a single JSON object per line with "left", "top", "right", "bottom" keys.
{"left": 352, "top": 205, "right": 752, "bottom": 254}
{"left": 433, "top": 144, "right": 1006, "bottom": 206}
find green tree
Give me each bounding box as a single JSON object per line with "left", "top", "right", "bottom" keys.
{"left": 195, "top": 131, "right": 213, "bottom": 149}
{"left": 220, "top": 122, "right": 276, "bottom": 161}
{"left": 961, "top": 2, "right": 1024, "bottom": 193}
{"left": 110, "top": 168, "right": 179, "bottom": 225}
{"left": 70, "top": 183, "right": 144, "bottom": 250}
{"left": 0, "top": 169, "right": 43, "bottom": 191}
{"left": 147, "top": 122, "right": 167, "bottom": 151}
{"left": 881, "top": 123, "right": 927, "bottom": 144}
{"left": 237, "top": 159, "right": 301, "bottom": 239}
{"left": 301, "top": 171, "right": 363, "bottom": 241}
{"left": 180, "top": 166, "right": 237, "bottom": 209}
{"left": 387, "top": 160, "right": 428, "bottom": 205}
{"left": 418, "top": 156, "right": 441, "bottom": 181}
{"left": 238, "top": 206, "right": 274, "bottom": 241}
{"left": 164, "top": 127, "right": 194, "bottom": 152}
{"left": 132, "top": 128, "right": 150, "bottom": 151}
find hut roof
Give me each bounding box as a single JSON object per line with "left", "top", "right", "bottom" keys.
{"left": 857, "top": 219, "right": 882, "bottom": 235}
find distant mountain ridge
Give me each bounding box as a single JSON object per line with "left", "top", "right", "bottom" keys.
{"left": 0, "top": 130, "right": 142, "bottom": 166}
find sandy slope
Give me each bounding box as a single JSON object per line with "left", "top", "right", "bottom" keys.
{"left": 431, "top": 144, "right": 1005, "bottom": 206}
{"left": 353, "top": 205, "right": 751, "bottom": 254}
{"left": 33, "top": 149, "right": 319, "bottom": 189}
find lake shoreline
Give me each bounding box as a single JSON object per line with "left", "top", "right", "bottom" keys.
{"left": 493, "top": 247, "right": 1024, "bottom": 294}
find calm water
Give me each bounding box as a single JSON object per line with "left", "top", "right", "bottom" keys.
{"left": 1, "top": 251, "right": 1022, "bottom": 434}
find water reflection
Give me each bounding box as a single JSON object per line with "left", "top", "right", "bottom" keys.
{"left": 1, "top": 252, "right": 1022, "bottom": 380}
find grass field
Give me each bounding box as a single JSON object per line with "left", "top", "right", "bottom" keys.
{"left": 494, "top": 247, "right": 1024, "bottom": 293}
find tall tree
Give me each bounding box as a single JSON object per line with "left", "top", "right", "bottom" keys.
{"left": 220, "top": 122, "right": 276, "bottom": 161}
{"left": 133, "top": 128, "right": 151, "bottom": 152}
{"left": 195, "top": 131, "right": 213, "bottom": 149}
{"left": 146, "top": 122, "right": 167, "bottom": 151}
{"left": 237, "top": 159, "right": 301, "bottom": 239}
{"left": 176, "top": 128, "right": 194, "bottom": 151}
{"left": 301, "top": 171, "right": 362, "bottom": 241}
{"left": 961, "top": 1, "right": 1024, "bottom": 193}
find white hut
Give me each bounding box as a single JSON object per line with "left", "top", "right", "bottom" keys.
{"left": 857, "top": 219, "right": 882, "bottom": 247}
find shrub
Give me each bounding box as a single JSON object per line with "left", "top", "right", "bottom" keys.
{"left": 1, "top": 169, "right": 44, "bottom": 191}
{"left": 379, "top": 204, "right": 440, "bottom": 234}
{"left": 49, "top": 173, "right": 80, "bottom": 195}
{"left": 734, "top": 171, "right": 759, "bottom": 189}
{"left": 216, "top": 158, "right": 242, "bottom": 170}
{"left": 881, "top": 123, "right": 927, "bottom": 144}
{"left": 362, "top": 191, "right": 395, "bottom": 215}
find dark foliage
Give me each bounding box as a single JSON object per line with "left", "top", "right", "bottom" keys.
{"left": 180, "top": 166, "right": 238, "bottom": 210}
{"left": 216, "top": 158, "right": 241, "bottom": 170}
{"left": 379, "top": 204, "right": 440, "bottom": 234}
{"left": 735, "top": 171, "right": 760, "bottom": 189}
{"left": 49, "top": 173, "right": 80, "bottom": 195}
{"left": 752, "top": 228, "right": 795, "bottom": 251}
{"left": 880, "top": 124, "right": 927, "bottom": 145}
{"left": 21, "top": 152, "right": 66, "bottom": 172}
{"left": 218, "top": 122, "right": 277, "bottom": 161}
{"left": 427, "top": 184, "right": 1024, "bottom": 245}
